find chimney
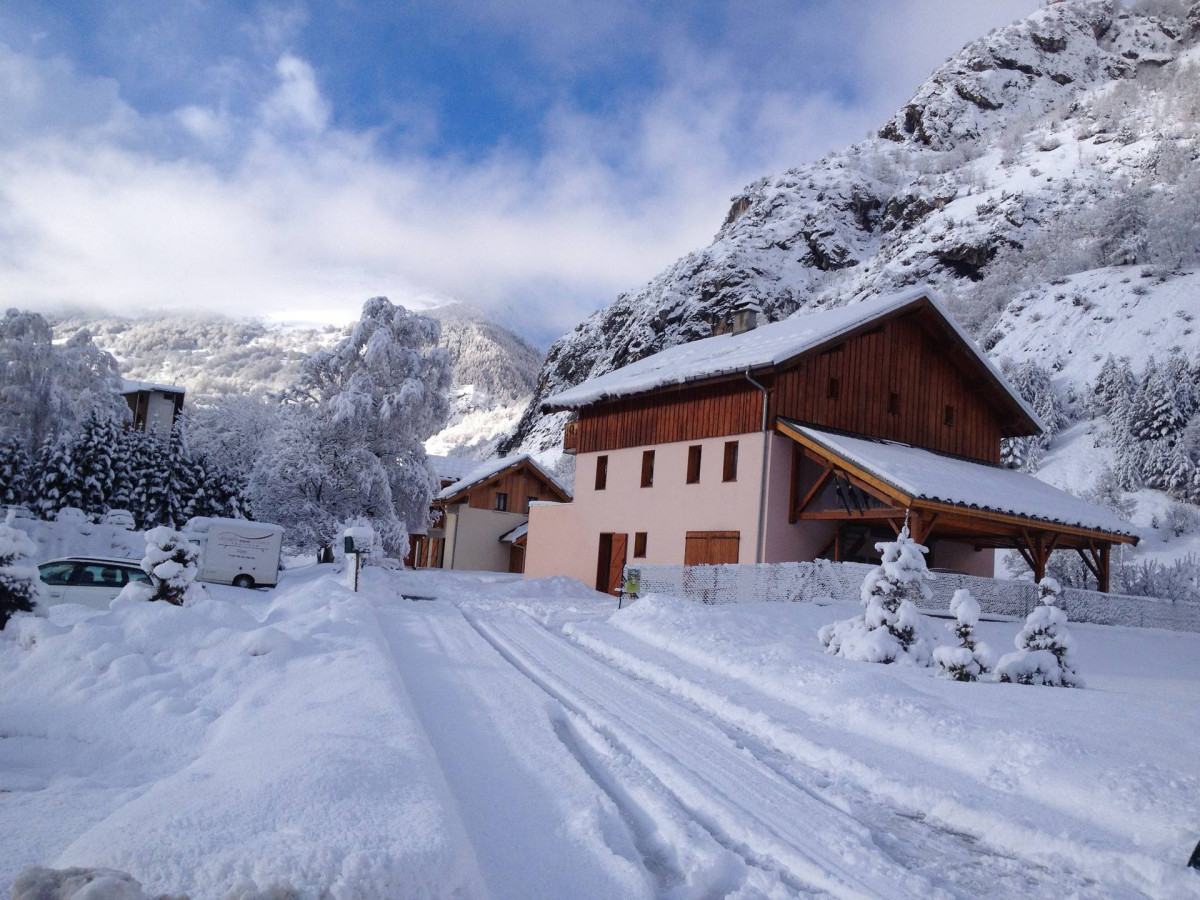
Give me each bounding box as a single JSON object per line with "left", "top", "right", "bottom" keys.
{"left": 731, "top": 299, "right": 761, "bottom": 336}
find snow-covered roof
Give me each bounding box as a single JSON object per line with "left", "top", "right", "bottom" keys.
{"left": 437, "top": 454, "right": 571, "bottom": 503}
{"left": 788, "top": 422, "right": 1136, "bottom": 539}
{"left": 426, "top": 454, "right": 481, "bottom": 484}
{"left": 120, "top": 378, "right": 185, "bottom": 395}
{"left": 499, "top": 522, "right": 528, "bottom": 544}
{"left": 542, "top": 286, "right": 1041, "bottom": 431}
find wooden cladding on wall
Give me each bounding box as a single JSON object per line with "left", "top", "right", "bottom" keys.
{"left": 573, "top": 309, "right": 1004, "bottom": 462}
{"left": 769, "top": 313, "right": 1002, "bottom": 463}
{"left": 576, "top": 380, "right": 762, "bottom": 454}
{"left": 465, "top": 467, "right": 559, "bottom": 512}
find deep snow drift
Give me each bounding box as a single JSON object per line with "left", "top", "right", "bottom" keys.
{"left": 2, "top": 568, "right": 1198, "bottom": 898}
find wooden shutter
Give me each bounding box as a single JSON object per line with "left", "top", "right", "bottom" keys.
{"left": 686, "top": 446, "right": 702, "bottom": 483}
{"left": 684, "top": 531, "right": 740, "bottom": 565}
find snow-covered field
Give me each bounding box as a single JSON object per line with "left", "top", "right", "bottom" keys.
{"left": 2, "top": 568, "right": 1198, "bottom": 898}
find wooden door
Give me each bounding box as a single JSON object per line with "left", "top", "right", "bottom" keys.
{"left": 508, "top": 543, "right": 526, "bottom": 574}
{"left": 596, "top": 533, "right": 628, "bottom": 595}
{"left": 684, "top": 531, "right": 740, "bottom": 566}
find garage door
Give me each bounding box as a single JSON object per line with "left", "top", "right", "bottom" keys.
{"left": 684, "top": 531, "right": 740, "bottom": 566}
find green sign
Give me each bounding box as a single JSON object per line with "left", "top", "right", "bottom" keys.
{"left": 623, "top": 567, "right": 641, "bottom": 596}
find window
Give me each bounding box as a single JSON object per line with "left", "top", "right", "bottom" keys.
{"left": 944, "top": 405, "right": 955, "bottom": 426}
{"left": 827, "top": 377, "right": 840, "bottom": 399}
{"left": 888, "top": 391, "right": 900, "bottom": 415}
{"left": 525, "top": 496, "right": 537, "bottom": 514}
{"left": 686, "top": 445, "right": 702, "bottom": 484}
{"left": 494, "top": 492, "right": 509, "bottom": 512}
{"left": 75, "top": 563, "right": 126, "bottom": 588}
{"left": 641, "top": 450, "right": 655, "bottom": 488}
{"left": 723, "top": 441, "right": 739, "bottom": 482}
{"left": 595, "top": 455, "right": 608, "bottom": 491}
{"left": 633, "top": 532, "right": 648, "bottom": 558}
{"left": 38, "top": 562, "right": 76, "bottom": 585}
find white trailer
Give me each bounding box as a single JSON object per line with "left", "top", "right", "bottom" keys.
{"left": 185, "top": 517, "right": 285, "bottom": 588}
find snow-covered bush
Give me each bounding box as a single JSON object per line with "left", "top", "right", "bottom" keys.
{"left": 1163, "top": 501, "right": 1199, "bottom": 538}
{"left": 122, "top": 526, "right": 207, "bottom": 607}
{"left": 818, "top": 526, "right": 934, "bottom": 665}
{"left": 996, "top": 578, "right": 1082, "bottom": 688}
{"left": 933, "top": 589, "right": 993, "bottom": 682}
{"left": 0, "top": 523, "right": 43, "bottom": 629}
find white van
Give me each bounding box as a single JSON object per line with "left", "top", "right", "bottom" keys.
{"left": 185, "top": 517, "right": 285, "bottom": 589}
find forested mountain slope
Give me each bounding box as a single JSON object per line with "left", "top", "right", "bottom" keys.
{"left": 51, "top": 302, "right": 544, "bottom": 460}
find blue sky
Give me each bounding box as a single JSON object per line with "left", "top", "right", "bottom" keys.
{"left": 0, "top": 0, "right": 1039, "bottom": 344}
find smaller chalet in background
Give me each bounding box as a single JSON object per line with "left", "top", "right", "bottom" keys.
{"left": 410, "top": 454, "right": 571, "bottom": 573}
{"left": 526, "top": 286, "right": 1137, "bottom": 594}
{"left": 120, "top": 379, "right": 185, "bottom": 437}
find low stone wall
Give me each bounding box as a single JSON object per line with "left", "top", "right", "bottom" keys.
{"left": 625, "top": 560, "right": 1200, "bottom": 633}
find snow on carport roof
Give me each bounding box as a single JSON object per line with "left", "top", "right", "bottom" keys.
{"left": 789, "top": 422, "right": 1136, "bottom": 539}
{"left": 542, "top": 286, "right": 1042, "bottom": 431}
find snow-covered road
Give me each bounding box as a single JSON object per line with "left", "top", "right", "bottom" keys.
{"left": 3, "top": 568, "right": 1198, "bottom": 898}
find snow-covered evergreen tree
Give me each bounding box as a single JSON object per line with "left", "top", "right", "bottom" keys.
{"left": 33, "top": 438, "right": 82, "bottom": 518}
{"left": 72, "top": 410, "right": 121, "bottom": 517}
{"left": 124, "top": 526, "right": 207, "bottom": 606}
{"left": 0, "top": 523, "right": 42, "bottom": 628}
{"left": 818, "top": 525, "right": 935, "bottom": 665}
{"left": 0, "top": 438, "right": 31, "bottom": 506}
{"left": 933, "top": 589, "right": 993, "bottom": 682}
{"left": 996, "top": 578, "right": 1082, "bottom": 688}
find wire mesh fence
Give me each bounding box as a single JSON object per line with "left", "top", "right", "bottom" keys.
{"left": 623, "top": 560, "right": 1200, "bottom": 633}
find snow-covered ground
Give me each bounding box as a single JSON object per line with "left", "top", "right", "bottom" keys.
{"left": 2, "top": 569, "right": 1198, "bottom": 898}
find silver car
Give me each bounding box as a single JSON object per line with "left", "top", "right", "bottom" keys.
{"left": 37, "top": 557, "right": 150, "bottom": 610}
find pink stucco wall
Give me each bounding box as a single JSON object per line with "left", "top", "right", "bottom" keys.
{"left": 524, "top": 429, "right": 996, "bottom": 584}
{"left": 524, "top": 432, "right": 767, "bottom": 587}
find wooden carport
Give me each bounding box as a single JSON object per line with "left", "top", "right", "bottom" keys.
{"left": 778, "top": 419, "right": 1138, "bottom": 592}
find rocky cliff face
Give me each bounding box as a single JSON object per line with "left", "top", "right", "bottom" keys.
{"left": 504, "top": 0, "right": 1200, "bottom": 453}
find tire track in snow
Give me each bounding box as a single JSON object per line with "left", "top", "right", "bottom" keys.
{"left": 560, "top": 621, "right": 1148, "bottom": 899}
{"left": 464, "top": 610, "right": 945, "bottom": 899}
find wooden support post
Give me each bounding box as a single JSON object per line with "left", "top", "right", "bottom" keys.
{"left": 1077, "top": 547, "right": 1101, "bottom": 585}
{"left": 1098, "top": 543, "right": 1111, "bottom": 594}
{"left": 794, "top": 465, "right": 834, "bottom": 523}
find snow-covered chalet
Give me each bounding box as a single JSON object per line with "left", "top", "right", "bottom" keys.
{"left": 526, "top": 287, "right": 1137, "bottom": 594}
{"left": 409, "top": 455, "right": 571, "bottom": 573}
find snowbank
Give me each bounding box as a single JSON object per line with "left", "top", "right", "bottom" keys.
{"left": 570, "top": 595, "right": 1200, "bottom": 895}
{"left": 0, "top": 570, "right": 484, "bottom": 899}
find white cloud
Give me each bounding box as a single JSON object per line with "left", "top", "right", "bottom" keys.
{"left": 260, "top": 54, "right": 330, "bottom": 133}
{"left": 0, "top": 3, "right": 1046, "bottom": 343}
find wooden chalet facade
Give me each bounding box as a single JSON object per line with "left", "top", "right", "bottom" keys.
{"left": 409, "top": 455, "right": 570, "bottom": 574}
{"left": 524, "top": 288, "right": 1137, "bottom": 594}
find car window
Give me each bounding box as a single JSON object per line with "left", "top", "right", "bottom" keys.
{"left": 124, "top": 567, "right": 150, "bottom": 584}
{"left": 39, "top": 562, "right": 77, "bottom": 585}
{"left": 72, "top": 564, "right": 126, "bottom": 588}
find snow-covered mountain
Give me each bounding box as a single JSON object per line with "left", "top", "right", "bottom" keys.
{"left": 506, "top": 0, "right": 1200, "bottom": 454}
{"left": 52, "top": 303, "right": 544, "bottom": 460}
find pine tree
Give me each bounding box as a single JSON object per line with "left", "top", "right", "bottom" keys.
{"left": 933, "top": 589, "right": 994, "bottom": 682}
{"left": 73, "top": 410, "right": 120, "bottom": 516}
{"left": 1142, "top": 365, "right": 1187, "bottom": 441}
{"left": 1092, "top": 355, "right": 1135, "bottom": 416}
{"left": 818, "top": 525, "right": 935, "bottom": 665}
{"left": 135, "top": 526, "right": 206, "bottom": 606}
{"left": 1164, "top": 443, "right": 1197, "bottom": 499}
{"left": 33, "top": 437, "right": 83, "bottom": 518}
{"left": 132, "top": 434, "right": 171, "bottom": 528}
{"left": 0, "top": 523, "right": 41, "bottom": 628}
{"left": 1141, "top": 438, "right": 1173, "bottom": 490}
{"left": 0, "top": 438, "right": 31, "bottom": 506}
{"left": 996, "top": 578, "right": 1082, "bottom": 688}
{"left": 107, "top": 429, "right": 139, "bottom": 516}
